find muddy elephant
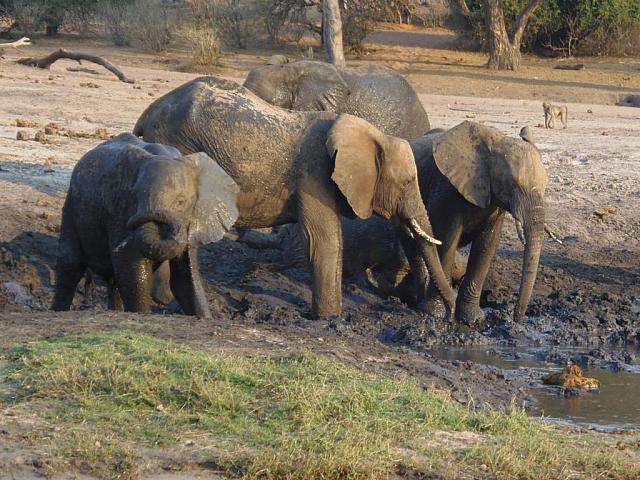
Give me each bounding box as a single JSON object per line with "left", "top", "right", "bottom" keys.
{"left": 52, "top": 133, "right": 239, "bottom": 318}
{"left": 264, "top": 122, "right": 548, "bottom": 324}
{"left": 133, "top": 76, "right": 454, "bottom": 319}
{"left": 243, "top": 60, "right": 430, "bottom": 139}
{"left": 412, "top": 122, "right": 548, "bottom": 324}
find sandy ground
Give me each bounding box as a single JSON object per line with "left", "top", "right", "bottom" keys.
{"left": 0, "top": 29, "right": 639, "bottom": 477}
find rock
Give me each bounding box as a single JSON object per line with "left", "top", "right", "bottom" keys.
{"left": 542, "top": 365, "right": 600, "bottom": 391}
{"left": 16, "top": 118, "right": 38, "bottom": 128}
{"left": 16, "top": 131, "right": 30, "bottom": 141}
{"left": 34, "top": 131, "right": 46, "bottom": 143}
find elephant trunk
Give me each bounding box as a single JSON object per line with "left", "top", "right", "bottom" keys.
{"left": 128, "top": 210, "right": 185, "bottom": 263}
{"left": 514, "top": 195, "right": 545, "bottom": 322}
{"left": 400, "top": 192, "right": 455, "bottom": 317}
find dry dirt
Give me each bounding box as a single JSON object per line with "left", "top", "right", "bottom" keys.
{"left": 0, "top": 28, "right": 639, "bottom": 478}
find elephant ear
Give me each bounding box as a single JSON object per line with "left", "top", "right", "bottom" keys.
{"left": 432, "top": 121, "right": 498, "bottom": 209}
{"left": 293, "top": 63, "right": 349, "bottom": 112}
{"left": 184, "top": 153, "right": 239, "bottom": 246}
{"left": 328, "top": 114, "right": 383, "bottom": 219}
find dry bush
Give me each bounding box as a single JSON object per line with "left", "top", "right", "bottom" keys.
{"left": 5, "top": 0, "right": 47, "bottom": 36}
{"left": 181, "top": 24, "right": 221, "bottom": 66}
{"left": 97, "top": 0, "right": 131, "bottom": 46}
{"left": 98, "top": 0, "right": 177, "bottom": 51}
{"left": 215, "top": 0, "right": 257, "bottom": 49}
{"left": 127, "top": 0, "right": 178, "bottom": 52}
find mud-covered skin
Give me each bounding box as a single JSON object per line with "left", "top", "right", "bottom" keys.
{"left": 243, "top": 60, "right": 430, "bottom": 139}
{"left": 134, "top": 76, "right": 453, "bottom": 319}
{"left": 413, "top": 122, "right": 548, "bottom": 325}
{"left": 52, "top": 133, "right": 238, "bottom": 318}
{"left": 272, "top": 122, "right": 547, "bottom": 325}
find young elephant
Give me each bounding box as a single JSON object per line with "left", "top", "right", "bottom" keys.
{"left": 243, "top": 60, "right": 430, "bottom": 139}
{"left": 412, "top": 122, "right": 548, "bottom": 324}
{"left": 52, "top": 133, "right": 239, "bottom": 318}
{"left": 133, "top": 77, "right": 454, "bottom": 319}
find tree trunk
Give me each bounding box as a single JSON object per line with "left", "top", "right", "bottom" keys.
{"left": 483, "top": 0, "right": 545, "bottom": 71}
{"left": 323, "top": 0, "right": 346, "bottom": 68}
{"left": 485, "top": 0, "right": 521, "bottom": 70}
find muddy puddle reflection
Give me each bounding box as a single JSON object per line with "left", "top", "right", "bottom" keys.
{"left": 428, "top": 347, "right": 640, "bottom": 430}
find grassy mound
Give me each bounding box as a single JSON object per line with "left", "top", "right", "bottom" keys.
{"left": 2, "top": 331, "right": 638, "bottom": 479}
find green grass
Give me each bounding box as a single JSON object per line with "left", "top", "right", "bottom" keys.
{"left": 1, "top": 331, "right": 639, "bottom": 479}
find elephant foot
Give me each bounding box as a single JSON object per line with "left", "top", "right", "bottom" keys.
{"left": 455, "top": 302, "right": 486, "bottom": 329}
{"left": 419, "top": 296, "right": 448, "bottom": 320}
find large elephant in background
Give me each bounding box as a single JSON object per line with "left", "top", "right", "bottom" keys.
{"left": 52, "top": 133, "right": 239, "bottom": 318}
{"left": 134, "top": 76, "right": 455, "bottom": 319}
{"left": 243, "top": 60, "right": 431, "bottom": 139}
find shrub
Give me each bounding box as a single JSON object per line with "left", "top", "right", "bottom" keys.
{"left": 181, "top": 24, "right": 222, "bottom": 66}
{"left": 126, "top": 0, "right": 177, "bottom": 52}
{"left": 3, "top": 0, "right": 47, "bottom": 36}
{"left": 97, "top": 0, "right": 132, "bottom": 46}
{"left": 215, "top": 0, "right": 257, "bottom": 49}
{"left": 259, "top": 0, "right": 308, "bottom": 44}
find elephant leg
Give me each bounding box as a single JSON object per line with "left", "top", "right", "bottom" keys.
{"left": 397, "top": 231, "right": 428, "bottom": 304}
{"left": 424, "top": 226, "right": 462, "bottom": 310}
{"left": 298, "top": 176, "right": 343, "bottom": 319}
{"left": 112, "top": 253, "right": 152, "bottom": 313}
{"left": 52, "top": 226, "right": 86, "bottom": 311}
{"left": 107, "top": 282, "right": 123, "bottom": 311}
{"left": 456, "top": 214, "right": 505, "bottom": 325}
{"left": 152, "top": 261, "right": 174, "bottom": 306}
{"left": 169, "top": 246, "right": 212, "bottom": 319}
{"left": 451, "top": 252, "right": 467, "bottom": 285}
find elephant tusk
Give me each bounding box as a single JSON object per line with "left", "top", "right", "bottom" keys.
{"left": 401, "top": 224, "right": 415, "bottom": 239}
{"left": 113, "top": 234, "right": 132, "bottom": 253}
{"left": 514, "top": 217, "right": 525, "bottom": 245}
{"left": 410, "top": 218, "right": 442, "bottom": 245}
{"left": 545, "top": 224, "right": 564, "bottom": 245}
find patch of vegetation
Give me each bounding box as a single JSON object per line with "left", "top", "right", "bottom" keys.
{"left": 2, "top": 331, "right": 639, "bottom": 479}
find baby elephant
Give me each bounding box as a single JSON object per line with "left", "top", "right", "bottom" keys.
{"left": 52, "top": 133, "right": 239, "bottom": 318}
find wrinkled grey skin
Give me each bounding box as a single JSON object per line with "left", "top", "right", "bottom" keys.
{"left": 52, "top": 133, "right": 239, "bottom": 318}
{"left": 243, "top": 60, "right": 430, "bottom": 139}
{"left": 133, "top": 76, "right": 454, "bottom": 319}
{"left": 416, "top": 122, "right": 548, "bottom": 324}
{"left": 266, "top": 122, "right": 547, "bottom": 325}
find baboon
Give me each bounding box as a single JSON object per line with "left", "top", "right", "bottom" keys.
{"left": 543, "top": 102, "right": 568, "bottom": 129}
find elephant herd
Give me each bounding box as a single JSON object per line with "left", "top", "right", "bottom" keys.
{"left": 52, "top": 58, "right": 550, "bottom": 327}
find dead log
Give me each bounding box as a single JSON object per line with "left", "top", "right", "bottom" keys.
{"left": 17, "top": 48, "right": 135, "bottom": 83}
{"left": 553, "top": 63, "right": 585, "bottom": 71}
{"left": 1, "top": 37, "right": 31, "bottom": 48}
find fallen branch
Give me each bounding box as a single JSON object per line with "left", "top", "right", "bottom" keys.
{"left": 1, "top": 37, "right": 31, "bottom": 48}
{"left": 554, "top": 63, "right": 585, "bottom": 71}
{"left": 17, "top": 48, "right": 135, "bottom": 83}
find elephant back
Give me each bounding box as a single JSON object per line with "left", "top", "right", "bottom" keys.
{"left": 339, "top": 65, "right": 430, "bottom": 139}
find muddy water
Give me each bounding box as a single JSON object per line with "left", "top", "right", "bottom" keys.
{"left": 428, "top": 347, "right": 640, "bottom": 430}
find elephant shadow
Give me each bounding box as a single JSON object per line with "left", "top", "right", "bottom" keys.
{"left": 0, "top": 160, "right": 72, "bottom": 197}
{"left": 198, "top": 236, "right": 379, "bottom": 312}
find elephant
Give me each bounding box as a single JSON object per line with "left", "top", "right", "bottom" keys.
{"left": 413, "top": 122, "right": 548, "bottom": 324}
{"left": 263, "top": 122, "right": 549, "bottom": 325}
{"left": 133, "top": 76, "right": 455, "bottom": 319}
{"left": 52, "top": 133, "right": 239, "bottom": 318}
{"left": 243, "top": 60, "right": 430, "bottom": 139}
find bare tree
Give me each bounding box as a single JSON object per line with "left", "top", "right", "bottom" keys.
{"left": 323, "top": 0, "right": 345, "bottom": 67}
{"left": 457, "top": 0, "right": 545, "bottom": 71}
